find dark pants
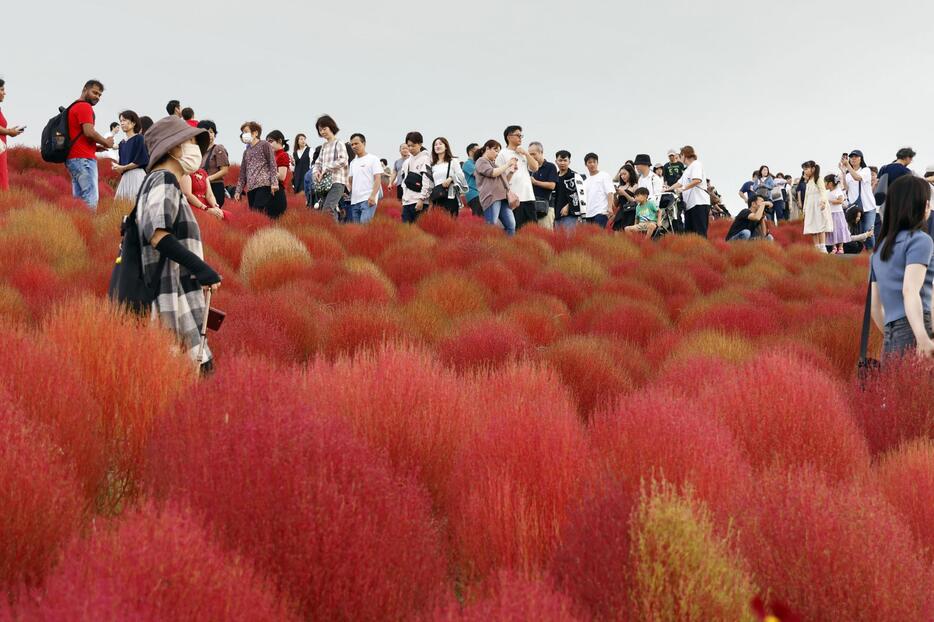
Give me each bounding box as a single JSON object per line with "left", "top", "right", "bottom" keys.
{"left": 396, "top": 185, "right": 403, "bottom": 200}
{"left": 210, "top": 181, "right": 226, "bottom": 208}
{"left": 267, "top": 186, "right": 287, "bottom": 219}
{"left": 582, "top": 214, "right": 609, "bottom": 228}
{"left": 402, "top": 203, "right": 425, "bottom": 223}
{"left": 883, "top": 313, "right": 934, "bottom": 357}
{"left": 771, "top": 199, "right": 785, "bottom": 222}
{"left": 433, "top": 196, "right": 460, "bottom": 218}
{"left": 514, "top": 200, "right": 537, "bottom": 229}
{"left": 247, "top": 186, "right": 274, "bottom": 216}
{"left": 684, "top": 204, "right": 710, "bottom": 238}
{"left": 467, "top": 196, "right": 483, "bottom": 217}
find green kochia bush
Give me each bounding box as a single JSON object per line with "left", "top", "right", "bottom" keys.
{"left": 629, "top": 483, "right": 758, "bottom": 622}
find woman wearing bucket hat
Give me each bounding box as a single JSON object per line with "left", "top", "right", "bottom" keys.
{"left": 139, "top": 116, "right": 222, "bottom": 371}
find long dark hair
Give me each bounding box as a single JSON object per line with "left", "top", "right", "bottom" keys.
{"left": 293, "top": 133, "right": 307, "bottom": 159}
{"left": 877, "top": 176, "right": 932, "bottom": 262}
{"left": 758, "top": 165, "right": 771, "bottom": 180}
{"left": 616, "top": 164, "right": 638, "bottom": 186}
{"left": 431, "top": 137, "right": 454, "bottom": 165}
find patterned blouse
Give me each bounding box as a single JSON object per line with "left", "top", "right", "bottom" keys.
{"left": 137, "top": 170, "right": 212, "bottom": 363}
{"left": 312, "top": 139, "right": 349, "bottom": 187}
{"left": 235, "top": 140, "right": 278, "bottom": 194}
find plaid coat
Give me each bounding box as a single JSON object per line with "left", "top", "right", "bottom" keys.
{"left": 137, "top": 170, "right": 212, "bottom": 363}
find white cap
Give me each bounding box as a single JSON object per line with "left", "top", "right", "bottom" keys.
{"left": 667, "top": 148, "right": 679, "bottom": 156}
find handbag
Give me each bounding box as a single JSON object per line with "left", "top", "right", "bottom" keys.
{"left": 404, "top": 159, "right": 431, "bottom": 193}
{"left": 108, "top": 173, "right": 178, "bottom": 315}
{"left": 313, "top": 170, "right": 333, "bottom": 196}
{"left": 430, "top": 162, "right": 452, "bottom": 205}
{"left": 857, "top": 274, "right": 881, "bottom": 383}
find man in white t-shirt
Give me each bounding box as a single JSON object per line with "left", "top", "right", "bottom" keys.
{"left": 634, "top": 153, "right": 663, "bottom": 203}
{"left": 347, "top": 133, "right": 384, "bottom": 224}
{"left": 669, "top": 145, "right": 710, "bottom": 238}
{"left": 841, "top": 149, "right": 878, "bottom": 249}
{"left": 582, "top": 153, "right": 616, "bottom": 227}
{"left": 495, "top": 125, "right": 539, "bottom": 229}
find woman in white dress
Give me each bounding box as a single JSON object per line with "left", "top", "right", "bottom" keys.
{"left": 801, "top": 160, "right": 832, "bottom": 252}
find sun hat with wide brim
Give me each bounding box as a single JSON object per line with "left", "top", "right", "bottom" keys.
{"left": 144, "top": 116, "right": 210, "bottom": 172}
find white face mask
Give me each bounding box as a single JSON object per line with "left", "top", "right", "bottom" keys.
{"left": 173, "top": 143, "right": 202, "bottom": 175}
{"left": 241, "top": 132, "right": 253, "bottom": 144}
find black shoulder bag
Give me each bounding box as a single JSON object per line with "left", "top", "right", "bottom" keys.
{"left": 108, "top": 173, "right": 179, "bottom": 315}
{"left": 430, "top": 161, "right": 452, "bottom": 205}
{"left": 857, "top": 270, "right": 881, "bottom": 383}
{"left": 404, "top": 157, "right": 432, "bottom": 194}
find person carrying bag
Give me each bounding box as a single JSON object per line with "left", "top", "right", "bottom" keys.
{"left": 109, "top": 116, "right": 222, "bottom": 374}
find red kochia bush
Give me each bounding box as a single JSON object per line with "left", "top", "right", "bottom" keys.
{"left": 738, "top": 467, "right": 934, "bottom": 621}
{"left": 0, "top": 328, "right": 107, "bottom": 507}
{"left": 874, "top": 439, "right": 934, "bottom": 563}
{"left": 541, "top": 336, "right": 639, "bottom": 419}
{"left": 851, "top": 354, "right": 934, "bottom": 455}
{"left": 8, "top": 502, "right": 294, "bottom": 621}
{"left": 590, "top": 393, "right": 754, "bottom": 524}
{"left": 305, "top": 345, "right": 479, "bottom": 510}
{"left": 147, "top": 357, "right": 448, "bottom": 621}
{"left": 701, "top": 353, "right": 870, "bottom": 481}
{"left": 437, "top": 317, "right": 531, "bottom": 371}
{"left": 570, "top": 297, "right": 669, "bottom": 347}
{"left": 42, "top": 298, "right": 196, "bottom": 507}
{"left": 434, "top": 572, "right": 582, "bottom": 621}
{"left": 0, "top": 395, "right": 83, "bottom": 590}
{"left": 550, "top": 481, "right": 636, "bottom": 622}
{"left": 444, "top": 363, "right": 590, "bottom": 585}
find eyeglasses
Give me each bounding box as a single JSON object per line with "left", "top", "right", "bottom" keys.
{"left": 510, "top": 133, "right": 523, "bottom": 138}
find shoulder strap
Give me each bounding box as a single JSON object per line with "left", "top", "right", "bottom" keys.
{"left": 859, "top": 270, "right": 873, "bottom": 363}
{"left": 64, "top": 101, "right": 85, "bottom": 143}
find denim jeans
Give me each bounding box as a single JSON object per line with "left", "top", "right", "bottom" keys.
{"left": 65, "top": 158, "right": 99, "bottom": 209}
{"left": 883, "top": 313, "right": 933, "bottom": 357}
{"left": 350, "top": 200, "right": 377, "bottom": 224}
{"left": 555, "top": 215, "right": 577, "bottom": 231}
{"left": 728, "top": 229, "right": 752, "bottom": 241}
{"left": 484, "top": 200, "right": 516, "bottom": 236}
{"left": 582, "top": 214, "right": 608, "bottom": 228}
{"left": 303, "top": 170, "right": 315, "bottom": 207}
{"left": 771, "top": 200, "right": 786, "bottom": 222}
{"left": 861, "top": 209, "right": 877, "bottom": 250}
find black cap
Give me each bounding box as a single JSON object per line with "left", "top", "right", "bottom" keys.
{"left": 634, "top": 154, "right": 652, "bottom": 167}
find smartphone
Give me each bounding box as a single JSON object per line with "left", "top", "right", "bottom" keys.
{"left": 206, "top": 307, "right": 226, "bottom": 332}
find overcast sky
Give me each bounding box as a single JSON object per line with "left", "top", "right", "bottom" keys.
{"left": 3, "top": 0, "right": 932, "bottom": 212}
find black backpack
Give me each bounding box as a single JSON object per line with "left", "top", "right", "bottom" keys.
{"left": 107, "top": 173, "right": 179, "bottom": 314}
{"left": 40, "top": 102, "right": 83, "bottom": 163}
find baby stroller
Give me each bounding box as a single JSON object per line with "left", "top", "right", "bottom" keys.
{"left": 652, "top": 192, "right": 680, "bottom": 240}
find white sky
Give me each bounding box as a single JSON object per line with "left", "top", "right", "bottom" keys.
{"left": 3, "top": 0, "right": 932, "bottom": 213}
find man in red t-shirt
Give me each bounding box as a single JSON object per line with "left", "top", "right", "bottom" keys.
{"left": 65, "top": 79, "right": 113, "bottom": 209}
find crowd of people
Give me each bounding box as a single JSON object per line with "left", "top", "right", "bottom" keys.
{"left": 1, "top": 78, "right": 933, "bottom": 366}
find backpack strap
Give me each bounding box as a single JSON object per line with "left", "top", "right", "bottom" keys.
{"left": 64, "top": 101, "right": 89, "bottom": 143}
